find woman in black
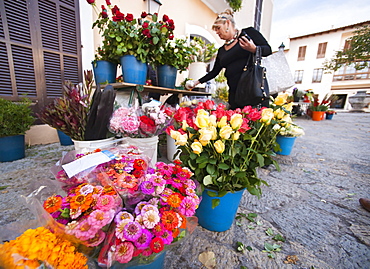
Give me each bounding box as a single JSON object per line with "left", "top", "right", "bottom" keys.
{"left": 192, "top": 9, "right": 272, "bottom": 109}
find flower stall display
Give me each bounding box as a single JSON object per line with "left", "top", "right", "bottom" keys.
{"left": 88, "top": 1, "right": 175, "bottom": 84}
{"left": 269, "top": 93, "right": 305, "bottom": 155}
{"left": 167, "top": 100, "right": 280, "bottom": 231}
{"left": 0, "top": 227, "right": 88, "bottom": 269}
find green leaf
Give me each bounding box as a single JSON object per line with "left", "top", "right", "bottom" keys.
{"left": 203, "top": 175, "right": 213, "bottom": 186}
{"left": 178, "top": 230, "right": 186, "bottom": 240}
{"left": 209, "top": 158, "right": 217, "bottom": 164}
{"left": 0, "top": 186, "right": 9, "bottom": 190}
{"left": 264, "top": 242, "right": 275, "bottom": 252}
{"left": 246, "top": 246, "right": 253, "bottom": 251}
{"left": 153, "top": 36, "right": 159, "bottom": 45}
{"left": 257, "top": 154, "right": 264, "bottom": 167}
{"left": 267, "top": 253, "right": 275, "bottom": 259}
{"left": 265, "top": 228, "right": 274, "bottom": 236}
{"left": 207, "top": 190, "right": 218, "bottom": 197}
{"left": 273, "top": 234, "right": 286, "bottom": 242}
{"left": 116, "top": 36, "right": 122, "bottom": 42}
{"left": 218, "top": 163, "right": 230, "bottom": 170}
{"left": 206, "top": 164, "right": 216, "bottom": 175}
{"left": 247, "top": 225, "right": 255, "bottom": 229}
{"left": 211, "top": 198, "right": 220, "bottom": 209}
{"left": 196, "top": 155, "right": 208, "bottom": 163}
{"left": 246, "top": 213, "right": 257, "bottom": 222}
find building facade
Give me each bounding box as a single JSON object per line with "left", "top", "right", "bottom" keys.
{"left": 285, "top": 21, "right": 370, "bottom": 110}
{"left": 0, "top": 0, "right": 273, "bottom": 145}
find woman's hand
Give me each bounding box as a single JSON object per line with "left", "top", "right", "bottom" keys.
{"left": 239, "top": 36, "right": 257, "bottom": 53}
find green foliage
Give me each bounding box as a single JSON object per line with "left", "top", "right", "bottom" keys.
{"left": 189, "top": 37, "right": 218, "bottom": 63}
{"left": 0, "top": 97, "right": 35, "bottom": 138}
{"left": 262, "top": 242, "right": 281, "bottom": 258}
{"left": 226, "top": 0, "right": 243, "bottom": 12}
{"left": 155, "top": 38, "right": 193, "bottom": 71}
{"left": 323, "top": 25, "right": 370, "bottom": 71}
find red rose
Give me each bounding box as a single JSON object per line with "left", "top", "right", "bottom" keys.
{"left": 141, "top": 11, "right": 148, "bottom": 18}
{"left": 169, "top": 34, "right": 174, "bottom": 40}
{"left": 139, "top": 115, "right": 156, "bottom": 135}
{"left": 162, "top": 14, "right": 169, "bottom": 22}
{"left": 142, "top": 22, "right": 149, "bottom": 29}
{"left": 125, "top": 13, "right": 134, "bottom": 22}
{"left": 101, "top": 11, "right": 108, "bottom": 18}
{"left": 113, "top": 11, "right": 125, "bottom": 22}
{"left": 105, "top": 0, "right": 111, "bottom": 5}
{"left": 86, "top": 0, "right": 95, "bottom": 4}
{"left": 111, "top": 5, "right": 119, "bottom": 15}
{"left": 142, "top": 29, "right": 151, "bottom": 38}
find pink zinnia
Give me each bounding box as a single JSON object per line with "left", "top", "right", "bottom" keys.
{"left": 123, "top": 221, "right": 143, "bottom": 241}
{"left": 152, "top": 222, "right": 165, "bottom": 236}
{"left": 160, "top": 229, "right": 173, "bottom": 245}
{"left": 86, "top": 229, "right": 106, "bottom": 247}
{"left": 134, "top": 228, "right": 152, "bottom": 249}
{"left": 115, "top": 211, "right": 134, "bottom": 224}
{"left": 156, "top": 162, "right": 174, "bottom": 176}
{"left": 95, "top": 195, "right": 116, "bottom": 211}
{"left": 142, "top": 210, "right": 160, "bottom": 229}
{"left": 74, "top": 219, "right": 97, "bottom": 240}
{"left": 87, "top": 209, "right": 115, "bottom": 228}
{"left": 179, "top": 196, "right": 197, "bottom": 217}
{"left": 115, "top": 241, "right": 134, "bottom": 263}
{"left": 140, "top": 181, "right": 155, "bottom": 195}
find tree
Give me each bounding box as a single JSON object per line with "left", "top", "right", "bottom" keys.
{"left": 323, "top": 24, "right": 370, "bottom": 71}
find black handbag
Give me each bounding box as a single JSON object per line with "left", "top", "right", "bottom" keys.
{"left": 235, "top": 46, "right": 269, "bottom": 107}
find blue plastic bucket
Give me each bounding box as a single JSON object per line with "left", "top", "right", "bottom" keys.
{"left": 326, "top": 113, "right": 334, "bottom": 120}
{"left": 0, "top": 135, "right": 25, "bottom": 162}
{"left": 57, "top": 130, "right": 73, "bottom": 146}
{"left": 196, "top": 188, "right": 245, "bottom": 232}
{"left": 120, "top": 55, "right": 147, "bottom": 85}
{"left": 92, "top": 60, "right": 117, "bottom": 84}
{"left": 276, "top": 135, "right": 296, "bottom": 156}
{"left": 157, "top": 65, "right": 177, "bottom": 89}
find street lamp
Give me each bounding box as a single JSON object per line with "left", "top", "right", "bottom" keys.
{"left": 144, "top": 0, "right": 162, "bottom": 15}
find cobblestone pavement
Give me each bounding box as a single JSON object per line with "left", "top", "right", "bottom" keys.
{"left": 1, "top": 112, "right": 370, "bottom": 269}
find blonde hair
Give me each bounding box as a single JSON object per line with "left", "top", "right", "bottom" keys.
{"left": 212, "top": 9, "right": 235, "bottom": 30}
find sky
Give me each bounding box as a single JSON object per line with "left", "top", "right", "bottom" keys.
{"left": 269, "top": 0, "right": 370, "bottom": 50}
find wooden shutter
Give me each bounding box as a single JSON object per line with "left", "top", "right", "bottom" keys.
{"left": 0, "top": 0, "right": 81, "bottom": 113}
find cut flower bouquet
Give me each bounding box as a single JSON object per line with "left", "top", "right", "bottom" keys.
{"left": 167, "top": 100, "right": 280, "bottom": 203}
{"left": 109, "top": 104, "right": 174, "bottom": 138}
{"left": 43, "top": 145, "right": 199, "bottom": 267}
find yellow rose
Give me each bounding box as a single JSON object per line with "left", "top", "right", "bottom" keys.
{"left": 214, "top": 140, "right": 225, "bottom": 154}
{"left": 181, "top": 120, "right": 189, "bottom": 131}
{"left": 232, "top": 131, "right": 240, "bottom": 140}
{"left": 274, "top": 93, "right": 289, "bottom": 106}
{"left": 281, "top": 115, "right": 292, "bottom": 127}
{"left": 199, "top": 127, "right": 214, "bottom": 146}
{"left": 191, "top": 141, "right": 203, "bottom": 154}
{"left": 195, "top": 109, "right": 210, "bottom": 128}
{"left": 283, "top": 102, "right": 293, "bottom": 112}
{"left": 170, "top": 130, "right": 181, "bottom": 140}
{"left": 175, "top": 133, "right": 188, "bottom": 146}
{"left": 209, "top": 114, "right": 217, "bottom": 127}
{"left": 274, "top": 108, "right": 285, "bottom": 120}
{"left": 219, "top": 125, "right": 233, "bottom": 139}
{"left": 210, "top": 126, "right": 218, "bottom": 140}
{"left": 261, "top": 108, "right": 274, "bottom": 125}
{"left": 217, "top": 116, "right": 228, "bottom": 128}
{"left": 230, "top": 114, "right": 243, "bottom": 129}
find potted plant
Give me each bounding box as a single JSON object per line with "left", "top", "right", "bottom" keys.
{"left": 0, "top": 97, "right": 35, "bottom": 162}
{"left": 92, "top": 46, "right": 120, "bottom": 85}
{"left": 325, "top": 110, "right": 337, "bottom": 120}
{"left": 167, "top": 100, "right": 280, "bottom": 231}
{"left": 89, "top": 2, "right": 175, "bottom": 85}
{"left": 270, "top": 94, "right": 305, "bottom": 155}
{"left": 37, "top": 71, "right": 116, "bottom": 151}
{"left": 155, "top": 38, "right": 194, "bottom": 89}
{"left": 309, "top": 94, "right": 337, "bottom": 121}
{"left": 188, "top": 37, "right": 218, "bottom": 82}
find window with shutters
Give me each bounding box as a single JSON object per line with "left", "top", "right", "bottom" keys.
{"left": 297, "top": 46, "right": 306, "bottom": 61}
{"left": 0, "top": 0, "right": 81, "bottom": 114}
{"left": 317, "top": 42, "right": 327, "bottom": 58}
{"left": 312, "top": 68, "right": 323, "bottom": 83}
{"left": 294, "top": 70, "right": 304, "bottom": 84}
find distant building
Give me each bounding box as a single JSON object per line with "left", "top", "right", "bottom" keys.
{"left": 284, "top": 21, "right": 370, "bottom": 110}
